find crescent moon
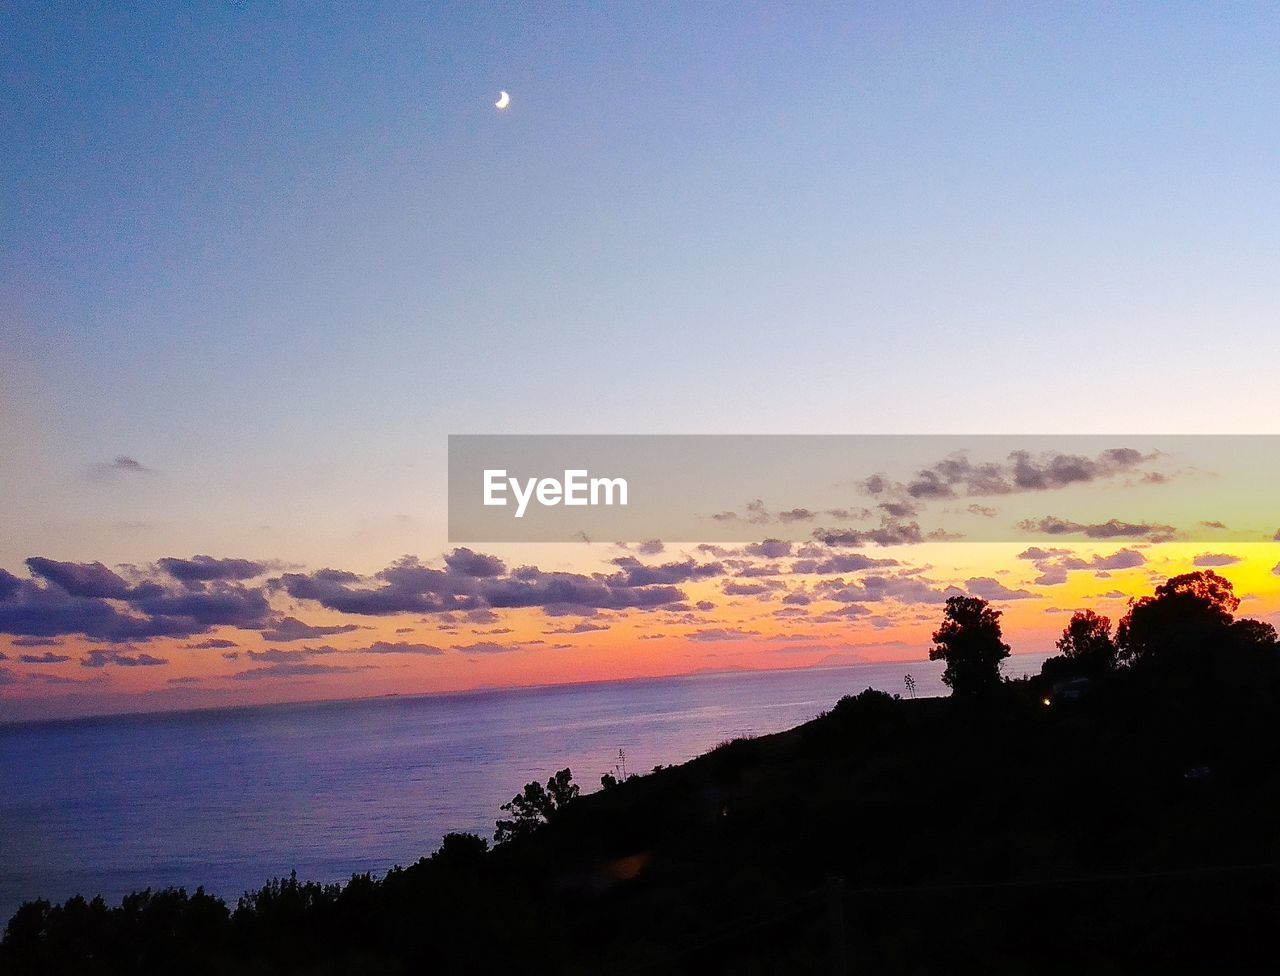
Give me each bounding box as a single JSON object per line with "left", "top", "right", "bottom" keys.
{"left": 495, "top": 91, "right": 510, "bottom": 110}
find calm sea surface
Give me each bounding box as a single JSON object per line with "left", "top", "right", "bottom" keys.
{"left": 0, "top": 657, "right": 1046, "bottom": 922}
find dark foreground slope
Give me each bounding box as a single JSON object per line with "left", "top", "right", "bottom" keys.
{"left": 6, "top": 651, "right": 1280, "bottom": 974}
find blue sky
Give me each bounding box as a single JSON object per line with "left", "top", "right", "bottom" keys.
{"left": 3, "top": 2, "right": 1280, "bottom": 572}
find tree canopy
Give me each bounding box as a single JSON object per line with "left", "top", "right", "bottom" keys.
{"left": 929, "top": 595, "right": 1010, "bottom": 697}
{"left": 1116, "top": 570, "right": 1240, "bottom": 665}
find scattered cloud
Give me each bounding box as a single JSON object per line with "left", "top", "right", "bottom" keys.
{"left": 246, "top": 646, "right": 337, "bottom": 662}
{"left": 867, "top": 448, "right": 1158, "bottom": 501}
{"left": 81, "top": 650, "right": 168, "bottom": 668}
{"left": 362, "top": 641, "right": 445, "bottom": 655}
{"left": 232, "top": 662, "right": 369, "bottom": 681}
{"left": 544, "top": 622, "right": 609, "bottom": 635}
{"left": 89, "top": 456, "right": 152, "bottom": 480}
{"left": 688, "top": 627, "right": 760, "bottom": 642}
{"left": 258, "top": 616, "right": 360, "bottom": 642}
{"left": 964, "top": 577, "right": 1036, "bottom": 601}
{"left": 1017, "top": 546, "right": 1147, "bottom": 586}
{"left": 18, "top": 651, "right": 72, "bottom": 663}
{"left": 792, "top": 552, "right": 900, "bottom": 574}
{"left": 158, "top": 555, "right": 267, "bottom": 583}
{"left": 452, "top": 641, "right": 517, "bottom": 655}
{"left": 1193, "top": 553, "right": 1242, "bottom": 567}
{"left": 1017, "top": 517, "right": 1176, "bottom": 541}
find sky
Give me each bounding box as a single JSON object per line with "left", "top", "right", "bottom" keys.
{"left": 2, "top": 3, "right": 1279, "bottom": 720}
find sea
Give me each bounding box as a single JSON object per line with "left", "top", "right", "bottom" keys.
{"left": 0, "top": 656, "right": 1048, "bottom": 923}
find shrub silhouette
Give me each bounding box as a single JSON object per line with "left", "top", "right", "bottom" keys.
{"left": 494, "top": 768, "right": 579, "bottom": 845}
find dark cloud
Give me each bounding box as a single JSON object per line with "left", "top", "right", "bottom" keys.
{"left": 743, "top": 539, "right": 792, "bottom": 559}
{"left": 452, "top": 641, "right": 517, "bottom": 655}
{"left": 722, "top": 580, "right": 780, "bottom": 596}
{"left": 812, "top": 520, "right": 925, "bottom": 548}
{"left": 271, "top": 558, "right": 459, "bottom": 615}
{"left": 966, "top": 504, "right": 998, "bottom": 518}
{"left": 1199, "top": 521, "right": 1228, "bottom": 530}
{"left": 184, "top": 638, "right": 239, "bottom": 649}
{"left": 608, "top": 556, "right": 723, "bottom": 587}
{"left": 442, "top": 547, "right": 506, "bottom": 578}
{"left": 814, "top": 575, "right": 959, "bottom": 605}
{"left": 25, "top": 558, "right": 136, "bottom": 599}
{"left": 258, "top": 616, "right": 360, "bottom": 642}
{"left": 878, "top": 501, "right": 919, "bottom": 518}
{"left": 544, "top": 622, "right": 609, "bottom": 635}
{"left": 888, "top": 448, "right": 1157, "bottom": 501}
{"left": 635, "top": 540, "right": 665, "bottom": 555}
{"left": 246, "top": 645, "right": 337, "bottom": 662}
{"left": 1018, "top": 547, "right": 1147, "bottom": 586}
{"left": 1, "top": 589, "right": 193, "bottom": 642}
{"left": 232, "top": 662, "right": 368, "bottom": 681}
{"left": 791, "top": 553, "right": 899, "bottom": 574}
{"left": 1017, "top": 516, "right": 1176, "bottom": 541}
{"left": 964, "top": 577, "right": 1036, "bottom": 601}
{"left": 710, "top": 499, "right": 772, "bottom": 525}
{"left": 158, "top": 555, "right": 266, "bottom": 583}
{"left": 18, "top": 651, "right": 72, "bottom": 664}
{"left": 81, "top": 650, "right": 168, "bottom": 668}
{"left": 128, "top": 585, "right": 273, "bottom": 629}
{"left": 1016, "top": 547, "right": 1073, "bottom": 561}
{"left": 11, "top": 636, "right": 62, "bottom": 647}
{"left": 1, "top": 558, "right": 272, "bottom": 642}
{"left": 825, "top": 507, "right": 873, "bottom": 521}
{"left": 482, "top": 573, "right": 684, "bottom": 612}
{"left": 777, "top": 508, "right": 816, "bottom": 524}
{"left": 362, "top": 641, "right": 445, "bottom": 655}
{"left": 688, "top": 627, "right": 760, "bottom": 642}
{"left": 1091, "top": 550, "right": 1147, "bottom": 570}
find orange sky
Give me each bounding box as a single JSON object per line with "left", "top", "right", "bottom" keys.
{"left": 3, "top": 541, "right": 1277, "bottom": 722}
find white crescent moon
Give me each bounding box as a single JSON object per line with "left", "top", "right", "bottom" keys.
{"left": 495, "top": 91, "right": 510, "bottom": 110}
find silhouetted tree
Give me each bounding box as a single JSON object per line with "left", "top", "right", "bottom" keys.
{"left": 1116, "top": 570, "right": 1239, "bottom": 665}
{"left": 1230, "top": 617, "right": 1279, "bottom": 651}
{"left": 930, "top": 596, "right": 1010, "bottom": 697}
{"left": 1054, "top": 609, "right": 1118, "bottom": 676}
{"left": 494, "top": 768, "right": 579, "bottom": 845}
